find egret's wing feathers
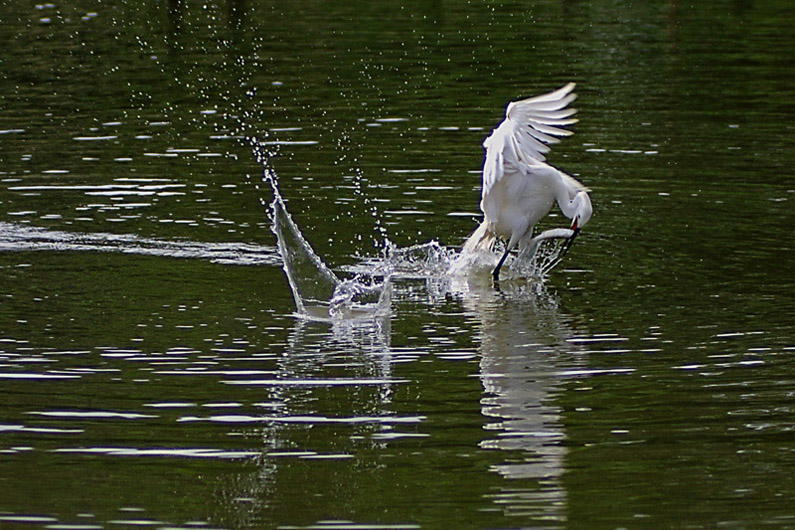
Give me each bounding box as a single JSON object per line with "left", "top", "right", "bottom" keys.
{"left": 518, "top": 82, "right": 576, "bottom": 104}
{"left": 529, "top": 121, "right": 576, "bottom": 137}
{"left": 481, "top": 138, "right": 504, "bottom": 199}
{"left": 524, "top": 108, "right": 578, "bottom": 121}
{"left": 481, "top": 83, "right": 579, "bottom": 199}
{"left": 504, "top": 82, "right": 578, "bottom": 161}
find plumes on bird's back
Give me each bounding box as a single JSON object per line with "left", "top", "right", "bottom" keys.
{"left": 462, "top": 220, "right": 495, "bottom": 253}
{"left": 560, "top": 171, "right": 590, "bottom": 195}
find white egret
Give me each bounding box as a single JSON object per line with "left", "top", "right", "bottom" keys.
{"left": 463, "top": 82, "right": 592, "bottom": 281}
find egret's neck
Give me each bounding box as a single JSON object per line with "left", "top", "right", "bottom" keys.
{"left": 553, "top": 179, "right": 580, "bottom": 219}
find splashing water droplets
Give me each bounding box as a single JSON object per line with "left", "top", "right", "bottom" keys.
{"left": 268, "top": 166, "right": 575, "bottom": 320}
{"left": 512, "top": 228, "right": 578, "bottom": 280}
{"left": 268, "top": 176, "right": 391, "bottom": 321}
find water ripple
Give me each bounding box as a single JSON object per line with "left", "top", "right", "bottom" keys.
{"left": 222, "top": 378, "right": 409, "bottom": 387}
{"left": 0, "top": 424, "right": 84, "bottom": 434}
{"left": 28, "top": 411, "right": 158, "bottom": 420}
{"left": 177, "top": 414, "right": 424, "bottom": 424}
{"left": 0, "top": 222, "right": 277, "bottom": 265}
{"left": 0, "top": 372, "right": 81, "bottom": 380}
{"left": 53, "top": 447, "right": 260, "bottom": 459}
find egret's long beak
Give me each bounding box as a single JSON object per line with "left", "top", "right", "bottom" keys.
{"left": 560, "top": 226, "right": 580, "bottom": 257}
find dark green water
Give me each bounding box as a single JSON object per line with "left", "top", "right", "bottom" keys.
{"left": 1, "top": 1, "right": 794, "bottom": 528}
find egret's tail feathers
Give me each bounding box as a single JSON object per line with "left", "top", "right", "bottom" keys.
{"left": 462, "top": 221, "right": 495, "bottom": 254}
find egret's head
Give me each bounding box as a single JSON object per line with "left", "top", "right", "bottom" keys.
{"left": 571, "top": 191, "right": 592, "bottom": 231}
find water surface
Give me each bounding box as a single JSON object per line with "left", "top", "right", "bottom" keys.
{"left": 1, "top": 1, "right": 794, "bottom": 528}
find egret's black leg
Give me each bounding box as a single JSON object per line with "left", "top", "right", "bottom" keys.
{"left": 493, "top": 245, "right": 511, "bottom": 284}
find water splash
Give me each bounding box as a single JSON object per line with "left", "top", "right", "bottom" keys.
{"left": 447, "top": 227, "right": 577, "bottom": 282}
{"left": 260, "top": 131, "right": 575, "bottom": 319}
{"left": 379, "top": 240, "right": 457, "bottom": 277}
{"left": 268, "top": 195, "right": 575, "bottom": 319}
{"left": 512, "top": 227, "right": 578, "bottom": 279}
{"left": 267, "top": 176, "right": 391, "bottom": 321}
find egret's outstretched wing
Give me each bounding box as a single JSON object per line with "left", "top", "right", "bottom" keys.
{"left": 504, "top": 82, "right": 578, "bottom": 162}
{"left": 482, "top": 83, "right": 578, "bottom": 197}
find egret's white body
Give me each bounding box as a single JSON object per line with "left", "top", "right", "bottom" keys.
{"left": 463, "top": 83, "right": 592, "bottom": 280}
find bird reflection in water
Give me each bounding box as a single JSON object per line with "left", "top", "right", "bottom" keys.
{"left": 453, "top": 275, "right": 586, "bottom": 520}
